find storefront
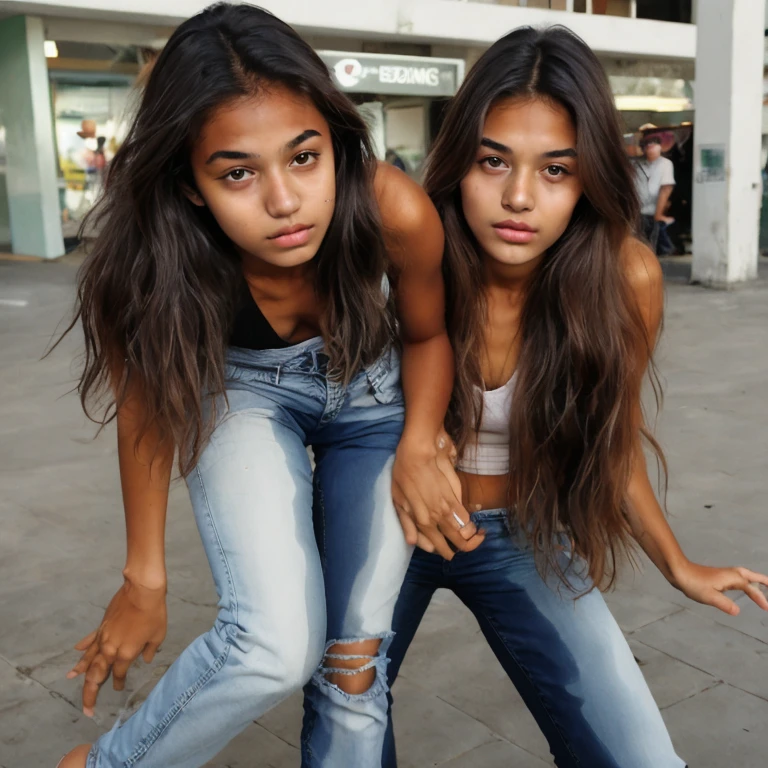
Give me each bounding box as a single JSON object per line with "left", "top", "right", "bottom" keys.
{"left": 44, "top": 42, "right": 141, "bottom": 245}
{"left": 0, "top": 38, "right": 464, "bottom": 253}
{"left": 42, "top": 47, "right": 463, "bottom": 247}
{"left": 318, "top": 51, "right": 465, "bottom": 176}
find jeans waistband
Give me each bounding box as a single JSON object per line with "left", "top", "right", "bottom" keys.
{"left": 469, "top": 508, "right": 508, "bottom": 524}
{"left": 227, "top": 336, "right": 326, "bottom": 368}
{"left": 226, "top": 339, "right": 398, "bottom": 384}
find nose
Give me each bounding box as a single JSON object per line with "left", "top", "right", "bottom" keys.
{"left": 501, "top": 167, "right": 535, "bottom": 213}
{"left": 264, "top": 169, "right": 300, "bottom": 219}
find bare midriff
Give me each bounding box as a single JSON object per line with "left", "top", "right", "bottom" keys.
{"left": 458, "top": 470, "right": 513, "bottom": 514}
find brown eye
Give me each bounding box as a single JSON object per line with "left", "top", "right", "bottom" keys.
{"left": 223, "top": 168, "right": 253, "bottom": 182}
{"left": 291, "top": 151, "right": 319, "bottom": 167}
{"left": 546, "top": 165, "right": 567, "bottom": 177}
{"left": 484, "top": 156, "right": 504, "bottom": 168}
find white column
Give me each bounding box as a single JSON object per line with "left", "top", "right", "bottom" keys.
{"left": 691, "top": 0, "right": 763, "bottom": 285}
{"left": 0, "top": 16, "right": 64, "bottom": 259}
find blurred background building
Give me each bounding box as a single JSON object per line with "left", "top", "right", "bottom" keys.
{"left": 0, "top": 0, "right": 764, "bottom": 284}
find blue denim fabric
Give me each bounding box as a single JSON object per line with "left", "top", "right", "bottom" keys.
{"left": 87, "top": 337, "right": 412, "bottom": 768}
{"left": 384, "top": 509, "right": 686, "bottom": 768}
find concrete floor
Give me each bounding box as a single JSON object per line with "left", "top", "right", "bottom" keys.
{"left": 1, "top": 258, "right": 767, "bottom": 767}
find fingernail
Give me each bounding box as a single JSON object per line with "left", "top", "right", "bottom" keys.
{"left": 66, "top": 671, "right": 76, "bottom": 679}
{"left": 84, "top": 708, "right": 94, "bottom": 718}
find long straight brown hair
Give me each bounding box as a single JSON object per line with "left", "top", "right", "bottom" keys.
{"left": 57, "top": 3, "right": 394, "bottom": 475}
{"left": 428, "top": 26, "right": 664, "bottom": 589}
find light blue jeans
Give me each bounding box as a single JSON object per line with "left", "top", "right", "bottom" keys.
{"left": 87, "top": 338, "right": 412, "bottom": 767}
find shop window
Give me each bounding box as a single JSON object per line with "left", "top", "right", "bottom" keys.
{"left": 384, "top": 104, "right": 427, "bottom": 177}
{"left": 604, "top": 0, "right": 632, "bottom": 16}
{"left": 636, "top": 0, "right": 692, "bottom": 23}
{"left": 51, "top": 76, "right": 134, "bottom": 242}
{"left": 46, "top": 41, "right": 142, "bottom": 244}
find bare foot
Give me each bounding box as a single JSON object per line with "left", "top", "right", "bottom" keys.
{"left": 58, "top": 744, "right": 91, "bottom": 768}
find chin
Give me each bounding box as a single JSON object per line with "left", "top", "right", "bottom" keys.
{"left": 486, "top": 245, "right": 542, "bottom": 268}
{"left": 255, "top": 243, "right": 319, "bottom": 268}
{"left": 276, "top": 250, "right": 318, "bottom": 268}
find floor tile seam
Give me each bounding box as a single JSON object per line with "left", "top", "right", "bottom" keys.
{"left": 0, "top": 652, "right": 82, "bottom": 715}
{"left": 620, "top": 605, "right": 686, "bottom": 633}
{"left": 628, "top": 607, "right": 768, "bottom": 648}
{"left": 252, "top": 722, "right": 300, "bottom": 752}
{"left": 660, "top": 680, "right": 768, "bottom": 709}
{"left": 432, "top": 736, "right": 519, "bottom": 766}
{"left": 628, "top": 636, "right": 768, "bottom": 704}
{"left": 658, "top": 681, "right": 724, "bottom": 711}
{"left": 431, "top": 690, "right": 546, "bottom": 765}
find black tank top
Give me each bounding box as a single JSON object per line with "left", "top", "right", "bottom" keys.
{"left": 230, "top": 283, "right": 292, "bottom": 350}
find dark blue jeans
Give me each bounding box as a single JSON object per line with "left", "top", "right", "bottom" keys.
{"left": 641, "top": 214, "right": 675, "bottom": 255}
{"left": 384, "top": 510, "right": 685, "bottom": 768}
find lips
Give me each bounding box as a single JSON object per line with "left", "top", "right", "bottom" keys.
{"left": 492, "top": 220, "right": 537, "bottom": 245}
{"left": 269, "top": 223, "right": 311, "bottom": 239}
{"left": 268, "top": 223, "right": 314, "bottom": 248}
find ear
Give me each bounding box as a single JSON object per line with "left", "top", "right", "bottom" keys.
{"left": 181, "top": 183, "right": 206, "bottom": 207}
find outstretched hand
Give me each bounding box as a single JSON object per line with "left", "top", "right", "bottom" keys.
{"left": 673, "top": 562, "right": 768, "bottom": 616}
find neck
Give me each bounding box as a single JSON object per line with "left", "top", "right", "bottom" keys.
{"left": 240, "top": 249, "right": 316, "bottom": 298}
{"left": 482, "top": 250, "right": 542, "bottom": 301}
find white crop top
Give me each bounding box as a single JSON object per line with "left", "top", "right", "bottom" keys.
{"left": 455, "top": 372, "right": 516, "bottom": 476}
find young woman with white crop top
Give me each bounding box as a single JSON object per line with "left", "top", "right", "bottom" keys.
{"left": 383, "top": 27, "right": 768, "bottom": 768}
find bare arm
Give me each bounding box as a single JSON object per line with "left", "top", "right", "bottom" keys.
{"left": 623, "top": 238, "right": 768, "bottom": 615}
{"left": 622, "top": 238, "right": 684, "bottom": 577}
{"left": 118, "top": 386, "right": 173, "bottom": 589}
{"left": 654, "top": 184, "right": 674, "bottom": 222}
{"left": 67, "top": 374, "right": 169, "bottom": 716}
{"left": 375, "top": 163, "right": 453, "bottom": 454}
{"left": 375, "top": 163, "right": 483, "bottom": 558}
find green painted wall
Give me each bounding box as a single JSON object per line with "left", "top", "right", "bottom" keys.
{"left": 0, "top": 16, "right": 64, "bottom": 258}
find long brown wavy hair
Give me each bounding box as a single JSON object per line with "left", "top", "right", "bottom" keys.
{"left": 58, "top": 3, "right": 393, "bottom": 475}
{"left": 429, "top": 26, "right": 664, "bottom": 589}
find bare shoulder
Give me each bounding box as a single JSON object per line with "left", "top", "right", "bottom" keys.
{"left": 621, "top": 236, "right": 663, "bottom": 336}
{"left": 375, "top": 162, "right": 440, "bottom": 233}
{"left": 374, "top": 161, "right": 443, "bottom": 270}
{"left": 623, "top": 236, "right": 663, "bottom": 298}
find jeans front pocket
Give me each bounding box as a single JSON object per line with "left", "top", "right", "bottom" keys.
{"left": 364, "top": 347, "right": 403, "bottom": 405}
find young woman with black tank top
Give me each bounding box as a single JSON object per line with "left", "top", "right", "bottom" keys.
{"left": 384, "top": 27, "right": 768, "bottom": 768}
{"left": 56, "top": 5, "right": 483, "bottom": 767}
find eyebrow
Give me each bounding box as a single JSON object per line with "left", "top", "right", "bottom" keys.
{"left": 543, "top": 148, "right": 577, "bottom": 159}
{"left": 205, "top": 150, "right": 258, "bottom": 165}
{"left": 205, "top": 130, "right": 322, "bottom": 165}
{"left": 286, "top": 129, "right": 321, "bottom": 150}
{"left": 480, "top": 137, "right": 512, "bottom": 154}
{"left": 480, "top": 137, "right": 577, "bottom": 160}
